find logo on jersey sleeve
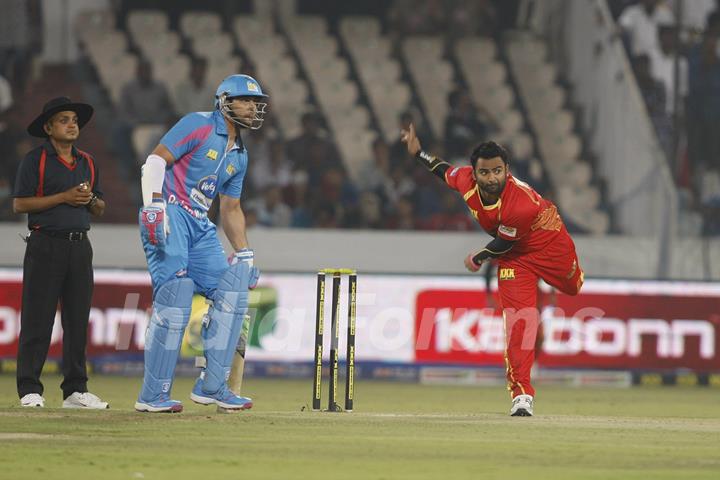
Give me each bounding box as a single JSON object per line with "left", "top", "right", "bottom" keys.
{"left": 190, "top": 175, "right": 218, "bottom": 211}
{"left": 206, "top": 149, "right": 218, "bottom": 161}
{"left": 226, "top": 164, "right": 236, "bottom": 176}
{"left": 449, "top": 167, "right": 459, "bottom": 177}
{"left": 498, "top": 224, "right": 517, "bottom": 238}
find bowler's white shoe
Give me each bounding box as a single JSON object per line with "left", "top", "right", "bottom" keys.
{"left": 20, "top": 393, "right": 45, "bottom": 408}
{"left": 63, "top": 392, "right": 109, "bottom": 409}
{"left": 510, "top": 394, "right": 534, "bottom": 417}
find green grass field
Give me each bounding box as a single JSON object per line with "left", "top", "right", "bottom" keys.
{"left": 0, "top": 375, "right": 719, "bottom": 480}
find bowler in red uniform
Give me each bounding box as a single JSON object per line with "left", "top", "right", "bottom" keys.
{"left": 401, "top": 124, "right": 583, "bottom": 416}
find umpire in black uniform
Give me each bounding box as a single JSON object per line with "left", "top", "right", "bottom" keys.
{"left": 12, "top": 97, "right": 109, "bottom": 409}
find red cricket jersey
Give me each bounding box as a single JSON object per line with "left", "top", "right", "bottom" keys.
{"left": 445, "top": 166, "right": 568, "bottom": 255}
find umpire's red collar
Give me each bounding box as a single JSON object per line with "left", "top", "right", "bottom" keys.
{"left": 42, "top": 140, "right": 81, "bottom": 160}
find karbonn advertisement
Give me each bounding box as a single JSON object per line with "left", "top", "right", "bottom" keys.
{"left": 0, "top": 269, "right": 718, "bottom": 372}
{"left": 415, "top": 288, "right": 720, "bottom": 371}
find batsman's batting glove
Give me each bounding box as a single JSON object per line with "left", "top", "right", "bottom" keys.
{"left": 230, "top": 248, "right": 260, "bottom": 289}
{"left": 139, "top": 198, "right": 170, "bottom": 246}
{"left": 464, "top": 252, "right": 483, "bottom": 273}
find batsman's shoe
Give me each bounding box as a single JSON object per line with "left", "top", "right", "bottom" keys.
{"left": 20, "top": 393, "right": 45, "bottom": 408}
{"left": 63, "top": 392, "right": 110, "bottom": 409}
{"left": 510, "top": 394, "right": 534, "bottom": 417}
{"left": 190, "top": 378, "right": 252, "bottom": 410}
{"left": 134, "top": 397, "right": 183, "bottom": 413}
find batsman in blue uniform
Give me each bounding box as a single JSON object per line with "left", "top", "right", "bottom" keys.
{"left": 135, "top": 74, "right": 268, "bottom": 413}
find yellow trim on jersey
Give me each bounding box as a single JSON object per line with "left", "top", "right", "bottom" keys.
{"left": 430, "top": 160, "right": 451, "bottom": 172}
{"left": 510, "top": 176, "right": 540, "bottom": 206}
{"left": 476, "top": 244, "right": 514, "bottom": 263}
{"left": 503, "top": 311, "right": 526, "bottom": 396}
{"left": 463, "top": 185, "right": 478, "bottom": 201}
{"left": 482, "top": 198, "right": 501, "bottom": 210}
{"left": 474, "top": 182, "right": 502, "bottom": 210}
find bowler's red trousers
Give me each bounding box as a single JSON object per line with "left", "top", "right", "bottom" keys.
{"left": 497, "top": 233, "right": 584, "bottom": 398}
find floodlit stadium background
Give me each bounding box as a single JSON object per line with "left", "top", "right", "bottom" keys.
{"left": 0, "top": 0, "right": 718, "bottom": 384}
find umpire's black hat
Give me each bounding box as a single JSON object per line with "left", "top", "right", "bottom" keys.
{"left": 27, "top": 96, "right": 94, "bottom": 138}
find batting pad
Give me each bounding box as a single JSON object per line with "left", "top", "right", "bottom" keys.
{"left": 200, "top": 262, "right": 251, "bottom": 394}
{"left": 138, "top": 277, "right": 194, "bottom": 403}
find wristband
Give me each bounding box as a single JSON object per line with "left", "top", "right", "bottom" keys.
{"left": 472, "top": 251, "right": 486, "bottom": 265}
{"left": 416, "top": 150, "right": 435, "bottom": 163}
{"left": 86, "top": 193, "right": 98, "bottom": 209}
{"left": 415, "top": 150, "right": 450, "bottom": 173}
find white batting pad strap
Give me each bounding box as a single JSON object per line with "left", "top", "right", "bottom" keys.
{"left": 141, "top": 154, "right": 167, "bottom": 207}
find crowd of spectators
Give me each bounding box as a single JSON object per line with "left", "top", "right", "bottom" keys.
{"left": 387, "top": 0, "right": 518, "bottom": 38}
{"left": 616, "top": 0, "right": 720, "bottom": 234}
{"left": 0, "top": 1, "right": 42, "bottom": 221}
{"left": 238, "top": 107, "right": 486, "bottom": 231}
{"left": 100, "top": 0, "right": 523, "bottom": 232}
{"left": 0, "top": 0, "right": 531, "bottom": 232}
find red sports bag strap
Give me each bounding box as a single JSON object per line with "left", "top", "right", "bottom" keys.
{"left": 78, "top": 149, "right": 95, "bottom": 189}
{"left": 36, "top": 149, "right": 47, "bottom": 197}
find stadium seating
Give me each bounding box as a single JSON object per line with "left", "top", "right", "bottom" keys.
{"left": 77, "top": 19, "right": 131, "bottom": 104}
{"left": 126, "top": 10, "right": 169, "bottom": 40}
{"left": 506, "top": 32, "right": 609, "bottom": 234}
{"left": 132, "top": 124, "right": 166, "bottom": 159}
{"left": 401, "top": 36, "right": 453, "bottom": 139}
{"left": 179, "top": 11, "right": 222, "bottom": 39}
{"left": 69, "top": 3, "right": 617, "bottom": 234}
{"left": 341, "top": 16, "right": 411, "bottom": 142}
{"left": 283, "top": 15, "right": 375, "bottom": 181}
{"left": 455, "top": 37, "right": 524, "bottom": 144}
{"left": 234, "top": 15, "right": 313, "bottom": 138}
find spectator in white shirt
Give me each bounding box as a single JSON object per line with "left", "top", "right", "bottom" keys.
{"left": 667, "top": 0, "right": 716, "bottom": 34}
{"left": 619, "top": 0, "right": 675, "bottom": 56}
{"left": 253, "top": 184, "right": 292, "bottom": 228}
{"left": 250, "top": 140, "right": 292, "bottom": 192}
{"left": 0, "top": 74, "right": 12, "bottom": 114}
{"left": 649, "top": 24, "right": 688, "bottom": 115}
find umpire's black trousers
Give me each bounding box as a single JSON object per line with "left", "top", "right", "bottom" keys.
{"left": 16, "top": 230, "right": 93, "bottom": 399}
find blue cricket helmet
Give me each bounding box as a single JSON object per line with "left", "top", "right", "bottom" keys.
{"left": 215, "top": 74, "right": 268, "bottom": 101}
{"left": 215, "top": 74, "right": 269, "bottom": 130}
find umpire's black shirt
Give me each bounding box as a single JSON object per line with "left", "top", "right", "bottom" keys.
{"left": 13, "top": 141, "right": 103, "bottom": 232}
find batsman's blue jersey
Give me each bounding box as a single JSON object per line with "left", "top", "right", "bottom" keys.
{"left": 160, "top": 110, "right": 247, "bottom": 218}
{"left": 142, "top": 110, "right": 247, "bottom": 297}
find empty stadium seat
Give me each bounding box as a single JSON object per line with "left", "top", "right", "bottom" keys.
{"left": 281, "top": 14, "right": 372, "bottom": 173}
{"left": 194, "top": 34, "right": 235, "bottom": 63}
{"left": 97, "top": 53, "right": 138, "bottom": 104}
{"left": 509, "top": 133, "right": 534, "bottom": 160}
{"left": 132, "top": 124, "right": 166, "bottom": 158}
{"left": 179, "top": 12, "right": 222, "bottom": 39}
{"left": 153, "top": 55, "right": 191, "bottom": 91}
{"left": 127, "top": 10, "right": 169, "bottom": 40}
{"left": 532, "top": 109, "right": 575, "bottom": 137}
{"left": 136, "top": 32, "right": 181, "bottom": 61}
{"left": 402, "top": 39, "right": 454, "bottom": 137}
{"left": 75, "top": 8, "right": 116, "bottom": 41}
{"left": 205, "top": 57, "right": 245, "bottom": 89}
{"left": 497, "top": 109, "right": 524, "bottom": 138}
{"left": 339, "top": 17, "right": 413, "bottom": 142}
{"left": 233, "top": 15, "right": 313, "bottom": 138}
{"left": 339, "top": 16, "right": 381, "bottom": 39}
{"left": 403, "top": 36, "right": 444, "bottom": 60}
{"left": 506, "top": 33, "right": 608, "bottom": 233}
{"left": 234, "top": 16, "right": 275, "bottom": 45}
{"left": 456, "top": 37, "right": 497, "bottom": 66}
